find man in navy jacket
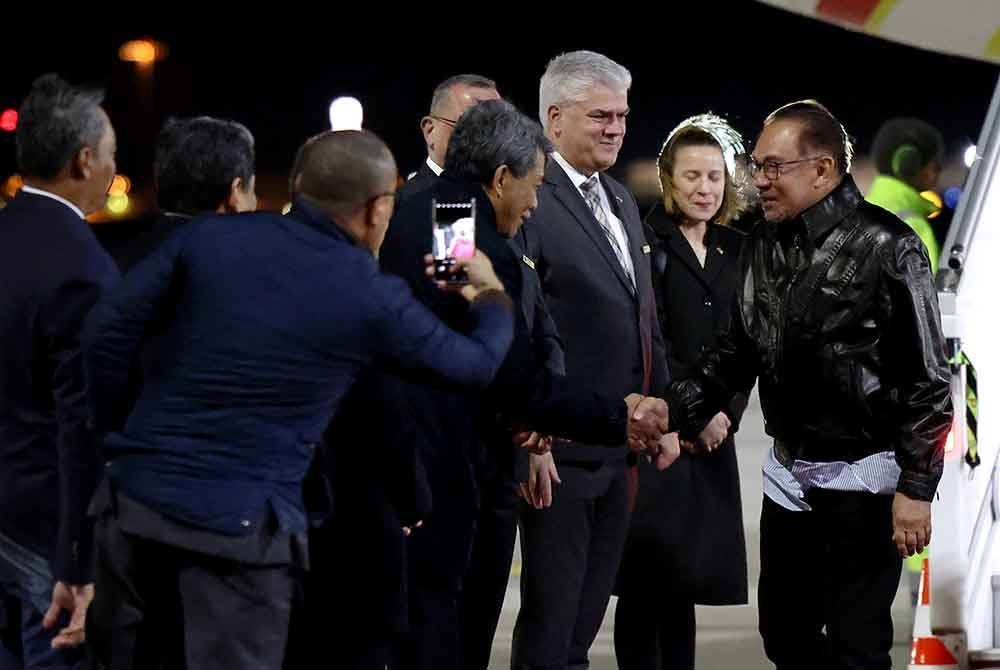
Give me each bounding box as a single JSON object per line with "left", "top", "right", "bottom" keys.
{"left": 82, "top": 130, "right": 514, "bottom": 670}
{"left": 0, "top": 74, "right": 119, "bottom": 667}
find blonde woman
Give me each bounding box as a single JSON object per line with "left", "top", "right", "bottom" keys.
{"left": 615, "top": 114, "right": 751, "bottom": 670}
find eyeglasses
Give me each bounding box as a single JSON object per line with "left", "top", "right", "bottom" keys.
{"left": 428, "top": 115, "right": 458, "bottom": 127}
{"left": 747, "top": 155, "right": 830, "bottom": 180}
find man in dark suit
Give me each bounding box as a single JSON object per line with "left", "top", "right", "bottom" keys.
{"left": 396, "top": 74, "right": 500, "bottom": 206}
{"left": 511, "top": 51, "right": 670, "bottom": 670}
{"left": 0, "top": 73, "right": 120, "bottom": 669}
{"left": 96, "top": 116, "right": 258, "bottom": 273}
{"left": 82, "top": 129, "right": 516, "bottom": 670}
{"left": 381, "top": 100, "right": 673, "bottom": 670}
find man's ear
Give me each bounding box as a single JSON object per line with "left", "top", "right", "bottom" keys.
{"left": 814, "top": 155, "right": 837, "bottom": 188}
{"left": 547, "top": 105, "right": 562, "bottom": 137}
{"left": 490, "top": 164, "right": 511, "bottom": 199}
{"left": 373, "top": 192, "right": 394, "bottom": 223}
{"left": 421, "top": 116, "right": 436, "bottom": 148}
{"left": 364, "top": 195, "right": 390, "bottom": 231}
{"left": 223, "top": 176, "right": 243, "bottom": 212}
{"left": 72, "top": 145, "right": 96, "bottom": 180}
{"left": 222, "top": 175, "right": 256, "bottom": 213}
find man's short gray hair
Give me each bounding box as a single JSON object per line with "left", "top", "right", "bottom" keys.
{"left": 538, "top": 51, "right": 631, "bottom": 131}
{"left": 16, "top": 73, "right": 107, "bottom": 179}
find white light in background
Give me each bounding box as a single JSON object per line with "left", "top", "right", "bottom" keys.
{"left": 329, "top": 97, "right": 363, "bottom": 131}
{"left": 965, "top": 144, "right": 977, "bottom": 168}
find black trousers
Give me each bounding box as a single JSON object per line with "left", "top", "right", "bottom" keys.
{"left": 613, "top": 596, "right": 695, "bottom": 670}
{"left": 458, "top": 474, "right": 521, "bottom": 670}
{"left": 758, "top": 491, "right": 902, "bottom": 670}
{"left": 393, "top": 582, "right": 465, "bottom": 670}
{"left": 87, "top": 514, "right": 296, "bottom": 670}
{"left": 511, "top": 460, "right": 630, "bottom": 670}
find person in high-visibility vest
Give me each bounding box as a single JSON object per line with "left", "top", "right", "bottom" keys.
{"left": 867, "top": 118, "right": 947, "bottom": 594}
{"left": 866, "top": 117, "right": 944, "bottom": 274}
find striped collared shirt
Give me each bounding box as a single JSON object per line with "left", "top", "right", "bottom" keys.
{"left": 763, "top": 447, "right": 900, "bottom": 511}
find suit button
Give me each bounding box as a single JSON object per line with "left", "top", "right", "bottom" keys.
{"left": 241, "top": 520, "right": 251, "bottom": 528}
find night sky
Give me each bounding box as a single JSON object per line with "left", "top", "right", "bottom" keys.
{"left": 1, "top": 5, "right": 997, "bottom": 211}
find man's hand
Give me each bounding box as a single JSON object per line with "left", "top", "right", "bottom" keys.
{"left": 514, "top": 430, "right": 553, "bottom": 455}
{"left": 402, "top": 520, "right": 424, "bottom": 537}
{"left": 520, "top": 452, "right": 561, "bottom": 510}
{"left": 892, "top": 492, "right": 932, "bottom": 557}
{"left": 424, "top": 252, "right": 504, "bottom": 302}
{"left": 697, "top": 412, "right": 731, "bottom": 453}
{"left": 43, "top": 581, "right": 94, "bottom": 649}
{"left": 624, "top": 394, "right": 669, "bottom": 454}
{"left": 651, "top": 432, "right": 681, "bottom": 471}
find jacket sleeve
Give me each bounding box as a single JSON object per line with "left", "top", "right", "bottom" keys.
{"left": 879, "top": 232, "right": 952, "bottom": 501}
{"left": 491, "top": 345, "right": 629, "bottom": 446}
{"left": 722, "top": 392, "right": 750, "bottom": 434}
{"left": 667, "top": 277, "right": 760, "bottom": 439}
{"left": 530, "top": 288, "right": 565, "bottom": 376}
{"left": 484, "top": 253, "right": 628, "bottom": 446}
{"left": 642, "top": 223, "right": 671, "bottom": 399}
{"left": 370, "top": 272, "right": 514, "bottom": 390}
{"left": 83, "top": 230, "right": 186, "bottom": 435}
{"left": 42, "top": 252, "right": 119, "bottom": 584}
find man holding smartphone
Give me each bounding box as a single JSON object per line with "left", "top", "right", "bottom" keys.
{"left": 83, "top": 129, "right": 517, "bottom": 670}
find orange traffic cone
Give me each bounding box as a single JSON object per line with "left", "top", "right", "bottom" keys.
{"left": 908, "top": 558, "right": 964, "bottom": 669}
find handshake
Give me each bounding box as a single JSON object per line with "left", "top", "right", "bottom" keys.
{"left": 515, "top": 393, "right": 680, "bottom": 473}
{"left": 624, "top": 393, "right": 680, "bottom": 471}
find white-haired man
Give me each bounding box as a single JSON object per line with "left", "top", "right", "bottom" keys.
{"left": 511, "top": 50, "right": 671, "bottom": 670}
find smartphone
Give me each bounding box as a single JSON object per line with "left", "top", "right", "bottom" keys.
{"left": 431, "top": 198, "right": 476, "bottom": 284}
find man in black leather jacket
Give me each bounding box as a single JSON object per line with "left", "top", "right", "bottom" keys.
{"left": 667, "top": 100, "right": 952, "bottom": 670}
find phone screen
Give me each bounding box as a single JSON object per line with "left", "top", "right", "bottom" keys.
{"left": 431, "top": 199, "right": 476, "bottom": 283}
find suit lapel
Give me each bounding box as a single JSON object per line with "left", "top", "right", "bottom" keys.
{"left": 702, "top": 225, "right": 740, "bottom": 289}
{"left": 702, "top": 246, "right": 727, "bottom": 288}
{"left": 600, "top": 174, "right": 656, "bottom": 392}
{"left": 664, "top": 222, "right": 733, "bottom": 292}
{"left": 666, "top": 227, "right": 710, "bottom": 287}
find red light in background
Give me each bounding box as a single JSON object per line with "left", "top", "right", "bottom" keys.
{"left": 0, "top": 110, "right": 17, "bottom": 133}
